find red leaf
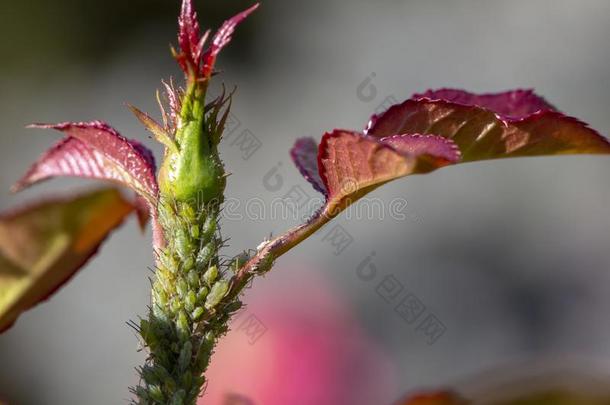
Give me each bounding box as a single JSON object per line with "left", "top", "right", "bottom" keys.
{"left": 413, "top": 88, "right": 555, "bottom": 120}
{"left": 201, "top": 3, "right": 260, "bottom": 78}
{"left": 178, "top": 0, "right": 201, "bottom": 59}
{"left": 174, "top": 0, "right": 259, "bottom": 78}
{"left": 318, "top": 130, "right": 416, "bottom": 215}
{"left": 240, "top": 130, "right": 457, "bottom": 281}
{"left": 177, "top": 0, "right": 205, "bottom": 74}
{"left": 14, "top": 121, "right": 158, "bottom": 205}
{"left": 290, "top": 133, "right": 460, "bottom": 197}
{"left": 365, "top": 99, "right": 610, "bottom": 162}
{"left": 251, "top": 90, "right": 610, "bottom": 284}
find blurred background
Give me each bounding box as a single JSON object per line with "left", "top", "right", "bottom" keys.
{"left": 1, "top": 0, "right": 610, "bottom": 403}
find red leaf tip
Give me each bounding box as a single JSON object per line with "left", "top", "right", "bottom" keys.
{"left": 176, "top": 0, "right": 259, "bottom": 79}
{"left": 177, "top": 0, "right": 202, "bottom": 73}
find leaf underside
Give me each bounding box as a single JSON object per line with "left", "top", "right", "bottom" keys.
{"left": 291, "top": 137, "right": 327, "bottom": 195}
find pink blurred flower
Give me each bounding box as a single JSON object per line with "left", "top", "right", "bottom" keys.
{"left": 200, "top": 271, "right": 397, "bottom": 405}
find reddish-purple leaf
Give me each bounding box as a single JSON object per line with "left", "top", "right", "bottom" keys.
{"left": 177, "top": 0, "right": 202, "bottom": 73}
{"left": 235, "top": 134, "right": 458, "bottom": 302}
{"left": 412, "top": 88, "right": 555, "bottom": 120}
{"left": 174, "top": 0, "right": 258, "bottom": 79}
{"left": 14, "top": 121, "right": 158, "bottom": 205}
{"left": 239, "top": 131, "right": 450, "bottom": 281}
{"left": 239, "top": 130, "right": 456, "bottom": 279}
{"left": 201, "top": 3, "right": 260, "bottom": 78}
{"left": 290, "top": 133, "right": 460, "bottom": 198}
{"left": 317, "top": 130, "right": 416, "bottom": 215}
{"left": 246, "top": 90, "right": 610, "bottom": 284}
{"left": 280, "top": 132, "right": 460, "bottom": 269}
{"left": 366, "top": 99, "right": 610, "bottom": 162}
{"left": 178, "top": 0, "right": 200, "bottom": 54}
{"left": 290, "top": 137, "right": 327, "bottom": 195}
{"left": 0, "top": 188, "right": 135, "bottom": 332}
{"left": 313, "top": 130, "right": 457, "bottom": 218}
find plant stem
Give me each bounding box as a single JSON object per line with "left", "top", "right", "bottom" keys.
{"left": 134, "top": 77, "right": 244, "bottom": 404}
{"left": 134, "top": 197, "right": 244, "bottom": 404}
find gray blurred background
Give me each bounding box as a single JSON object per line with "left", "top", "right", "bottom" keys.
{"left": 2, "top": 0, "right": 610, "bottom": 403}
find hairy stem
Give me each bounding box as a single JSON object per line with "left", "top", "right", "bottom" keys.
{"left": 134, "top": 197, "right": 244, "bottom": 404}
{"left": 133, "top": 76, "right": 245, "bottom": 404}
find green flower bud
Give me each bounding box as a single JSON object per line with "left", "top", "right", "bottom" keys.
{"left": 158, "top": 87, "right": 226, "bottom": 204}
